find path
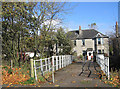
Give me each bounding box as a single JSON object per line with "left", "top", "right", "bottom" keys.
{"left": 40, "top": 60, "right": 111, "bottom": 87}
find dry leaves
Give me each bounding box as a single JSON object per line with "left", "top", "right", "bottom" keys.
{"left": 2, "top": 65, "right": 30, "bottom": 85}
{"left": 72, "top": 81, "right": 76, "bottom": 83}
{"left": 55, "top": 85, "right": 60, "bottom": 87}
{"left": 104, "top": 74, "right": 120, "bottom": 87}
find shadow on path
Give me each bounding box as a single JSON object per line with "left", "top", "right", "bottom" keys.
{"left": 36, "top": 60, "right": 111, "bottom": 87}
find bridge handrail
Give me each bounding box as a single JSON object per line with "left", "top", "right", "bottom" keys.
{"left": 33, "top": 55, "right": 73, "bottom": 82}
{"left": 96, "top": 54, "right": 110, "bottom": 79}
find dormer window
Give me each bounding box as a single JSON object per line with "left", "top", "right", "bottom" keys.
{"left": 98, "top": 38, "right": 101, "bottom": 44}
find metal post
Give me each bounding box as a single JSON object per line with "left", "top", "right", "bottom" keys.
{"left": 11, "top": 60, "right": 13, "bottom": 68}
{"left": 59, "top": 56, "right": 61, "bottom": 69}
{"left": 41, "top": 59, "right": 43, "bottom": 75}
{"left": 34, "top": 60, "right": 37, "bottom": 81}
{"left": 30, "top": 59, "right": 34, "bottom": 78}
{"left": 45, "top": 58, "right": 47, "bottom": 71}
{"left": 52, "top": 56, "right": 55, "bottom": 83}
{"left": 48, "top": 58, "right": 51, "bottom": 71}
{"left": 108, "top": 57, "right": 110, "bottom": 80}
{"left": 56, "top": 56, "right": 58, "bottom": 70}
{"left": 62, "top": 56, "right": 64, "bottom": 68}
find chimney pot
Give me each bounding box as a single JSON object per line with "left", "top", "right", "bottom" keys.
{"left": 116, "top": 21, "right": 118, "bottom": 25}
{"left": 79, "top": 26, "right": 81, "bottom": 30}
{"left": 79, "top": 26, "right": 82, "bottom": 35}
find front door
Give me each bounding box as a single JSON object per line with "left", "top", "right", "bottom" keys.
{"left": 87, "top": 51, "right": 93, "bottom": 60}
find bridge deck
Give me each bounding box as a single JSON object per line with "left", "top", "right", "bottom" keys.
{"left": 40, "top": 60, "right": 111, "bottom": 87}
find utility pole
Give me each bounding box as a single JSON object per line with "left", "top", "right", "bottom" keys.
{"left": 116, "top": 21, "right": 119, "bottom": 38}
{"left": 115, "top": 21, "right": 120, "bottom": 81}
{"left": 118, "top": 1, "right": 120, "bottom": 82}
{"left": 115, "top": 22, "right": 119, "bottom": 55}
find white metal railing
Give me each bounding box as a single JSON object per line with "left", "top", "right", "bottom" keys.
{"left": 33, "top": 55, "right": 72, "bottom": 82}
{"left": 96, "top": 54, "right": 110, "bottom": 79}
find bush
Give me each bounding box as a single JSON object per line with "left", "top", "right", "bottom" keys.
{"left": 103, "top": 69, "right": 120, "bottom": 87}
{"left": 80, "top": 55, "right": 83, "bottom": 60}
{"left": 77, "top": 55, "right": 83, "bottom": 60}
{"left": 2, "top": 65, "right": 30, "bottom": 84}
{"left": 73, "top": 58, "right": 78, "bottom": 62}
{"left": 21, "top": 77, "right": 35, "bottom": 84}
{"left": 104, "top": 53, "right": 109, "bottom": 57}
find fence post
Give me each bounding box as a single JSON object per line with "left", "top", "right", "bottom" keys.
{"left": 67, "top": 55, "right": 68, "bottom": 65}
{"left": 52, "top": 56, "right": 55, "bottom": 83}
{"left": 41, "top": 59, "right": 44, "bottom": 75}
{"left": 63, "top": 55, "right": 65, "bottom": 67}
{"left": 65, "top": 55, "right": 67, "bottom": 66}
{"left": 11, "top": 60, "right": 13, "bottom": 68}
{"left": 48, "top": 58, "right": 51, "bottom": 71}
{"left": 69, "top": 55, "right": 70, "bottom": 64}
{"left": 56, "top": 56, "right": 58, "bottom": 70}
{"left": 34, "top": 60, "right": 37, "bottom": 81}
{"left": 52, "top": 56, "right": 55, "bottom": 72}
{"left": 30, "top": 59, "right": 34, "bottom": 78}
{"left": 108, "top": 57, "right": 110, "bottom": 80}
{"left": 45, "top": 58, "right": 47, "bottom": 71}
{"left": 59, "top": 56, "right": 61, "bottom": 69}
{"left": 70, "top": 55, "right": 73, "bottom": 64}
{"left": 66, "top": 55, "right": 68, "bottom": 66}
{"left": 62, "top": 56, "right": 64, "bottom": 68}
{"left": 63, "top": 55, "right": 64, "bottom": 67}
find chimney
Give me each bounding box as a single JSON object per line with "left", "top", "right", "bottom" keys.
{"left": 116, "top": 21, "right": 118, "bottom": 38}
{"left": 79, "top": 26, "right": 81, "bottom": 30}
{"left": 79, "top": 26, "right": 82, "bottom": 35}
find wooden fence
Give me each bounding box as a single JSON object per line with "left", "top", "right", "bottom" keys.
{"left": 31, "top": 55, "right": 72, "bottom": 83}
{"left": 96, "top": 54, "right": 110, "bottom": 79}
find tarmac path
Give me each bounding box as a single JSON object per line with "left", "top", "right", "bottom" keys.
{"left": 39, "top": 60, "right": 111, "bottom": 87}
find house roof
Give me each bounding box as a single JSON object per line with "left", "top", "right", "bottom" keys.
{"left": 67, "top": 29, "right": 108, "bottom": 40}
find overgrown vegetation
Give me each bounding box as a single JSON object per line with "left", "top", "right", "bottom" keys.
{"left": 2, "top": 2, "right": 72, "bottom": 65}
{"left": 2, "top": 65, "right": 52, "bottom": 86}
{"left": 105, "top": 24, "right": 120, "bottom": 87}
{"left": 102, "top": 69, "right": 120, "bottom": 87}
{"left": 2, "top": 65, "right": 31, "bottom": 85}
{"left": 2, "top": 2, "right": 73, "bottom": 85}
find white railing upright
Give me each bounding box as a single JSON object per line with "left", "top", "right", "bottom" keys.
{"left": 33, "top": 55, "right": 72, "bottom": 83}
{"left": 96, "top": 54, "right": 110, "bottom": 79}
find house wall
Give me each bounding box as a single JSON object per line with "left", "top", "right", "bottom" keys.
{"left": 104, "top": 38, "right": 109, "bottom": 56}
{"left": 72, "top": 37, "right": 109, "bottom": 56}
{"left": 96, "top": 38, "right": 109, "bottom": 56}
{"left": 72, "top": 39, "right": 95, "bottom": 56}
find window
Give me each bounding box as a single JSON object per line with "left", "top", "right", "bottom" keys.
{"left": 74, "top": 40, "right": 76, "bottom": 46}
{"left": 102, "top": 49, "right": 104, "bottom": 53}
{"left": 82, "top": 39, "right": 85, "bottom": 46}
{"left": 82, "top": 51, "right": 86, "bottom": 56}
{"left": 98, "top": 50, "right": 101, "bottom": 54}
{"left": 98, "top": 38, "right": 101, "bottom": 44}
